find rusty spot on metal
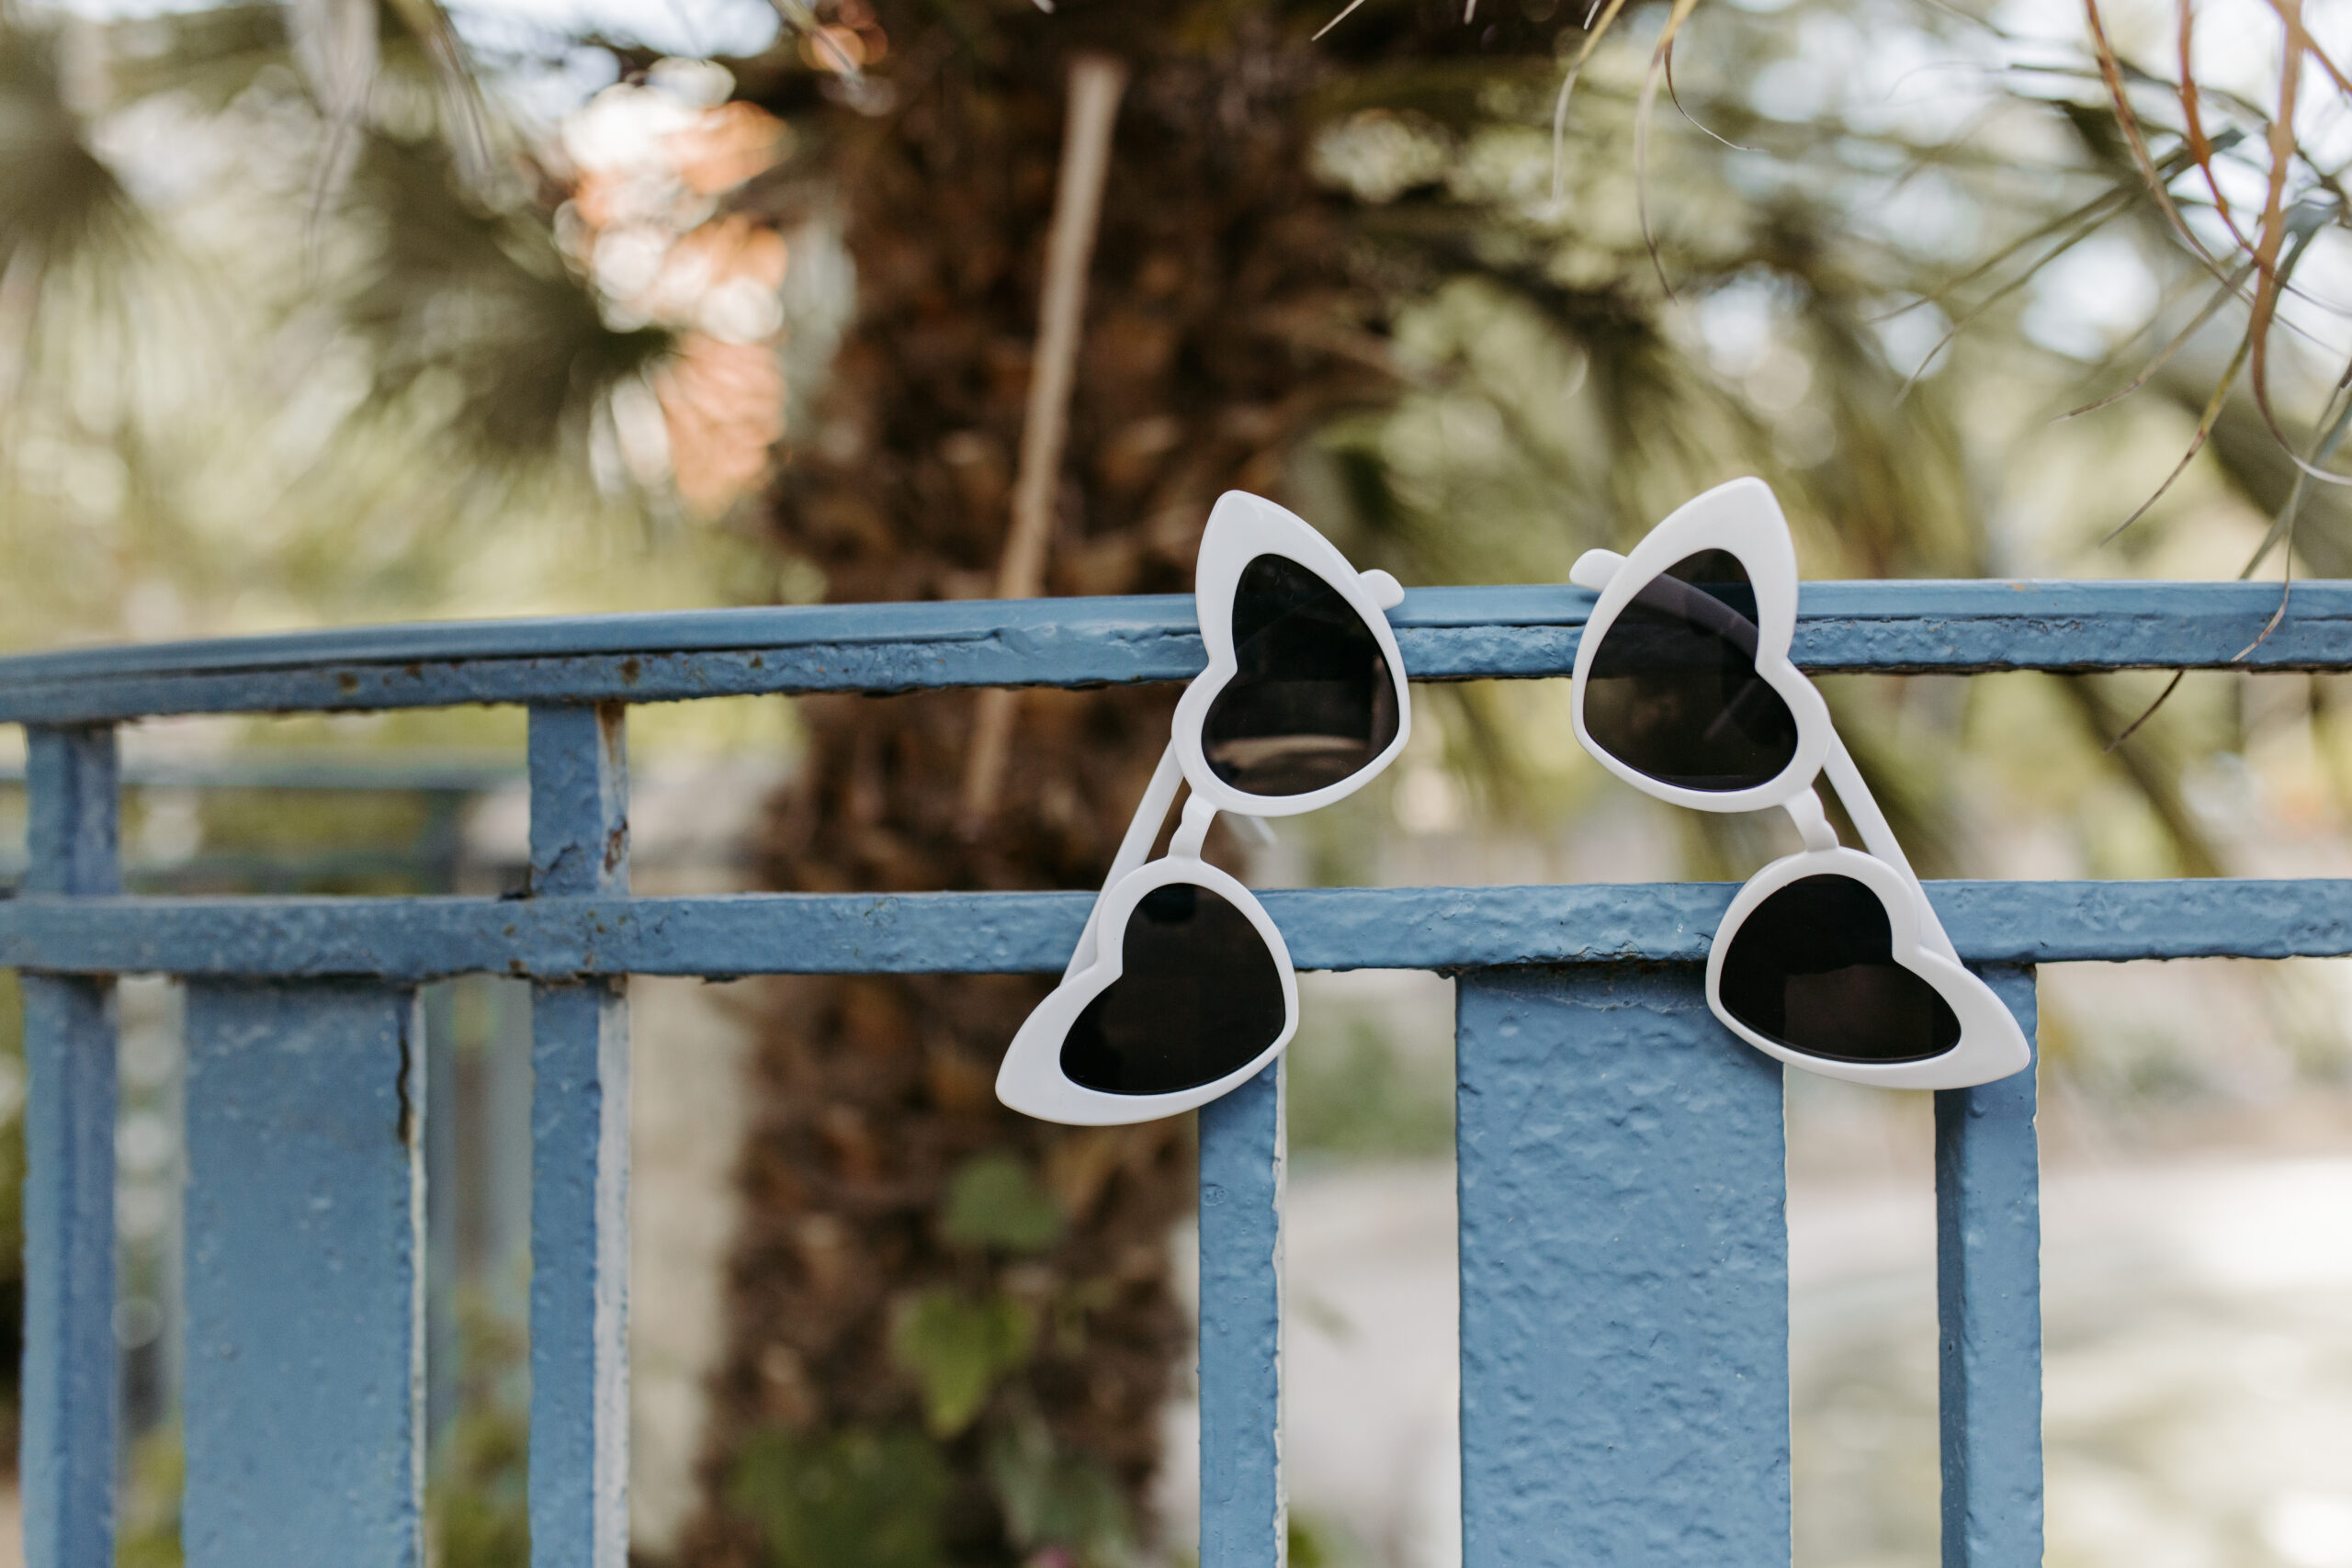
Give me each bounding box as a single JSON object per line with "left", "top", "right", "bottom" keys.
{"left": 337, "top": 672, "right": 359, "bottom": 694}
{"left": 620, "top": 658, "right": 641, "bottom": 683}
{"left": 604, "top": 826, "right": 626, "bottom": 874}
{"left": 395, "top": 1012, "right": 416, "bottom": 1145}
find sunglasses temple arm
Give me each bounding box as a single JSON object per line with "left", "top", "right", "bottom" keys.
{"left": 1818, "top": 729, "right": 1962, "bottom": 965}
{"left": 1569, "top": 549, "right": 1625, "bottom": 590}
{"left": 1587, "top": 538, "right": 1959, "bottom": 959}
{"left": 1570, "top": 550, "right": 1764, "bottom": 651}
{"left": 1067, "top": 738, "right": 1186, "bottom": 979}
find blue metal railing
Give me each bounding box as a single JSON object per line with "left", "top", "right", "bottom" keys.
{"left": 4, "top": 580, "right": 2347, "bottom": 1568}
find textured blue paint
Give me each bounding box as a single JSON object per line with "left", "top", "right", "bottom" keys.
{"left": 18, "top": 978, "right": 115, "bottom": 1568}
{"left": 5, "top": 877, "right": 2350, "bottom": 979}
{"left": 1456, "top": 966, "right": 1789, "bottom": 1568}
{"left": 5, "top": 581, "right": 2349, "bottom": 1567}
{"left": 530, "top": 704, "right": 628, "bottom": 898}
{"left": 424, "top": 983, "right": 460, "bottom": 1445}
{"left": 528, "top": 705, "right": 631, "bottom": 1568}
{"left": 181, "top": 981, "right": 424, "bottom": 1567}
{"left": 1198, "top": 1060, "right": 1284, "bottom": 1568}
{"left": 2, "top": 580, "right": 2347, "bottom": 721}
{"left": 1937, "top": 969, "right": 2041, "bottom": 1568}
{"left": 0, "top": 755, "right": 516, "bottom": 793}
{"left": 21, "top": 728, "right": 119, "bottom": 897}
{"left": 18, "top": 725, "right": 119, "bottom": 1568}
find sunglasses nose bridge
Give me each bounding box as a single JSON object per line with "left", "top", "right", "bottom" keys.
{"left": 1782, "top": 786, "right": 1839, "bottom": 852}
{"left": 1170, "top": 791, "right": 1218, "bottom": 860}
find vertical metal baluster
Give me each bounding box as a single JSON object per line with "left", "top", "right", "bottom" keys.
{"left": 181, "top": 981, "right": 425, "bottom": 1567}
{"left": 527, "top": 703, "right": 631, "bottom": 1568}
{"left": 424, "top": 982, "right": 460, "bottom": 1448}
{"left": 1456, "top": 966, "right": 1789, "bottom": 1568}
{"left": 1936, "top": 965, "right": 2041, "bottom": 1568}
{"left": 1198, "top": 1056, "right": 1284, "bottom": 1568}
{"left": 19, "top": 724, "right": 119, "bottom": 1568}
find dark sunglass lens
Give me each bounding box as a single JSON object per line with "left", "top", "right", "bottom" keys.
{"left": 1202, "top": 553, "right": 1401, "bottom": 797}
{"left": 1060, "top": 881, "right": 1287, "bottom": 1095}
{"left": 1584, "top": 549, "right": 1799, "bottom": 792}
{"left": 1717, "top": 874, "right": 1961, "bottom": 1064}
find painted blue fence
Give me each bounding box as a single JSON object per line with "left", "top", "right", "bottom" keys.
{"left": 2, "top": 579, "right": 2346, "bottom": 1568}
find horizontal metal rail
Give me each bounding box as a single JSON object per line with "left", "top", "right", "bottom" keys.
{"left": 3, "top": 877, "right": 2346, "bottom": 978}
{"left": 0, "top": 754, "right": 518, "bottom": 793}
{"left": 0, "top": 580, "right": 2342, "bottom": 723}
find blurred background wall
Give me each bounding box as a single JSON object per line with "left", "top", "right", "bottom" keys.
{"left": 4, "top": 0, "right": 2352, "bottom": 1564}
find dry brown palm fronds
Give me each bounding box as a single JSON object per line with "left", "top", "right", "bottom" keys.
{"left": 1633, "top": 0, "right": 1705, "bottom": 297}
{"left": 2102, "top": 198, "right": 2333, "bottom": 546}
{"left": 2235, "top": 1, "right": 2349, "bottom": 488}
{"left": 2241, "top": 367, "right": 2352, "bottom": 581}
{"left": 1550, "top": 0, "right": 1632, "bottom": 203}
{"left": 2085, "top": 0, "right": 2225, "bottom": 271}
{"left": 2174, "top": 2, "right": 2253, "bottom": 258}
{"left": 2061, "top": 258, "right": 2253, "bottom": 422}
{"left": 2088, "top": 0, "right": 2352, "bottom": 499}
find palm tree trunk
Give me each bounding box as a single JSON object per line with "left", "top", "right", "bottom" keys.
{"left": 681, "top": 13, "right": 1388, "bottom": 1564}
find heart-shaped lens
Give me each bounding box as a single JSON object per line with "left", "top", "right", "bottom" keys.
{"left": 1059, "top": 881, "right": 1287, "bottom": 1094}
{"left": 1584, "top": 549, "right": 1799, "bottom": 792}
{"left": 1716, "top": 873, "right": 1961, "bottom": 1063}
{"left": 1203, "top": 553, "right": 1400, "bottom": 797}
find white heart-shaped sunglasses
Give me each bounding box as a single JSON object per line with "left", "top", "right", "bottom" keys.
{"left": 995, "top": 491, "right": 1412, "bottom": 1125}
{"left": 1569, "top": 477, "right": 2030, "bottom": 1089}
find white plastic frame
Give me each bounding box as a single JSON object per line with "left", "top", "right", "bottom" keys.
{"left": 1569, "top": 477, "right": 2030, "bottom": 1089}
{"left": 997, "top": 490, "right": 1411, "bottom": 1125}
{"left": 997, "top": 846, "right": 1301, "bottom": 1124}
{"left": 1175, "top": 490, "right": 1412, "bottom": 818}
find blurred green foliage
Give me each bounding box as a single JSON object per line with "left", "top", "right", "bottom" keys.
{"left": 984, "top": 1419, "right": 1135, "bottom": 1567}
{"left": 429, "top": 1291, "right": 531, "bottom": 1568}
{"left": 891, "top": 1287, "right": 1036, "bottom": 1440}
{"left": 728, "top": 1427, "right": 953, "bottom": 1568}
{"left": 1286, "top": 1515, "right": 1346, "bottom": 1568}
{"left": 116, "top": 1427, "right": 185, "bottom": 1568}
{"left": 940, "top": 1152, "right": 1064, "bottom": 1256}
{"left": 1287, "top": 1020, "right": 1453, "bottom": 1160}
{"left": 725, "top": 1416, "right": 1144, "bottom": 1568}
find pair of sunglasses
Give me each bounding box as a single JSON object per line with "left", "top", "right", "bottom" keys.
{"left": 1568, "top": 477, "right": 2030, "bottom": 1089}
{"left": 994, "top": 491, "right": 1412, "bottom": 1126}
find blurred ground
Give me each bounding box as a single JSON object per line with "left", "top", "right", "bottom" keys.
{"left": 1796, "top": 1144, "right": 2352, "bottom": 1568}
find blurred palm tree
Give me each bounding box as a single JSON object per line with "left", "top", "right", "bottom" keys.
{"left": 674, "top": 4, "right": 2120, "bottom": 1563}
{"left": 0, "top": 2, "right": 677, "bottom": 655}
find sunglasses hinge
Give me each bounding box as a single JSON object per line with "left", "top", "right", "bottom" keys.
{"left": 1569, "top": 548, "right": 1626, "bottom": 591}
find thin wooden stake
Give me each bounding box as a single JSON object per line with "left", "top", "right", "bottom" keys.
{"left": 960, "top": 52, "right": 1127, "bottom": 833}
